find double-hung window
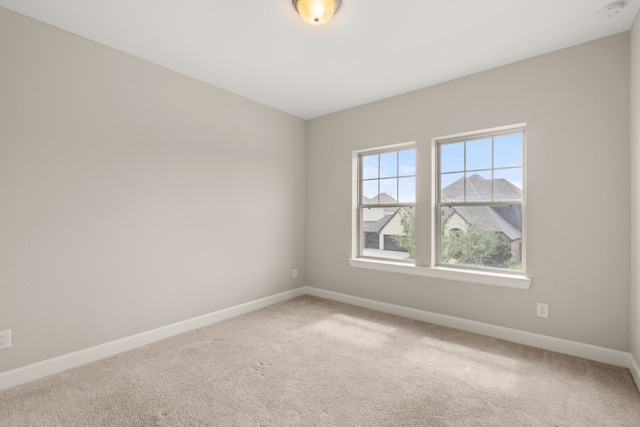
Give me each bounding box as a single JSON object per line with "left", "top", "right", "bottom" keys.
{"left": 357, "top": 145, "right": 416, "bottom": 262}
{"left": 352, "top": 124, "right": 528, "bottom": 288}
{"left": 436, "top": 125, "right": 525, "bottom": 273}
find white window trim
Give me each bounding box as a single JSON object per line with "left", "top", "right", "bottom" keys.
{"left": 434, "top": 123, "right": 527, "bottom": 277}
{"left": 352, "top": 141, "right": 416, "bottom": 263}
{"left": 348, "top": 257, "right": 531, "bottom": 289}
{"left": 350, "top": 126, "right": 531, "bottom": 290}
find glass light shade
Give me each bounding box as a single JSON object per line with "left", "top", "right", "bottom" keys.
{"left": 293, "top": 0, "right": 341, "bottom": 25}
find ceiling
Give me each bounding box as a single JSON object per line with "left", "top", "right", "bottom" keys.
{"left": 0, "top": 0, "right": 638, "bottom": 119}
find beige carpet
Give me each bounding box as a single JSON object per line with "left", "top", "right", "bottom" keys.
{"left": 1, "top": 296, "right": 639, "bottom": 426}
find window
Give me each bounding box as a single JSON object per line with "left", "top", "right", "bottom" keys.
{"left": 357, "top": 145, "right": 416, "bottom": 261}
{"left": 436, "top": 126, "right": 525, "bottom": 273}
{"left": 351, "top": 125, "right": 529, "bottom": 289}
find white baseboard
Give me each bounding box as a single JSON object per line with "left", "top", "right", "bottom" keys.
{"left": 304, "top": 286, "right": 633, "bottom": 369}
{"left": 630, "top": 353, "right": 640, "bottom": 392}
{"left": 2, "top": 285, "right": 638, "bottom": 393}
{"left": 0, "top": 287, "right": 306, "bottom": 392}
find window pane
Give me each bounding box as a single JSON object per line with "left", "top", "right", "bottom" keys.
{"left": 440, "top": 205, "right": 522, "bottom": 270}
{"left": 362, "top": 154, "right": 379, "bottom": 180}
{"left": 398, "top": 177, "right": 416, "bottom": 203}
{"left": 441, "top": 172, "right": 464, "bottom": 201}
{"left": 465, "top": 171, "right": 493, "bottom": 201}
{"left": 379, "top": 178, "right": 398, "bottom": 202}
{"left": 398, "top": 149, "right": 416, "bottom": 177}
{"left": 494, "top": 168, "right": 523, "bottom": 200}
{"left": 440, "top": 142, "right": 464, "bottom": 173}
{"left": 362, "top": 180, "right": 378, "bottom": 204}
{"left": 379, "top": 152, "right": 398, "bottom": 178}
{"left": 362, "top": 206, "right": 414, "bottom": 261}
{"left": 466, "top": 138, "right": 492, "bottom": 171}
{"left": 494, "top": 133, "right": 523, "bottom": 168}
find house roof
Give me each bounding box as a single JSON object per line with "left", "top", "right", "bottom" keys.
{"left": 441, "top": 174, "right": 522, "bottom": 241}
{"left": 364, "top": 181, "right": 520, "bottom": 240}
{"left": 363, "top": 215, "right": 394, "bottom": 234}
{"left": 363, "top": 205, "right": 414, "bottom": 234}
{"left": 446, "top": 206, "right": 522, "bottom": 241}
{"left": 363, "top": 193, "right": 399, "bottom": 205}
{"left": 442, "top": 174, "right": 521, "bottom": 202}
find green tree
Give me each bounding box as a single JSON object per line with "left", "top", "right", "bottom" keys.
{"left": 392, "top": 209, "right": 415, "bottom": 259}
{"left": 441, "top": 221, "right": 512, "bottom": 267}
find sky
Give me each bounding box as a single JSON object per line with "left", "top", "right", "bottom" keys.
{"left": 362, "top": 148, "right": 416, "bottom": 203}
{"left": 440, "top": 132, "right": 523, "bottom": 191}
{"left": 362, "top": 132, "right": 523, "bottom": 204}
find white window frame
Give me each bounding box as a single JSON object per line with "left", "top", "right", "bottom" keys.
{"left": 435, "top": 124, "right": 527, "bottom": 275}
{"left": 353, "top": 142, "right": 416, "bottom": 263}
{"left": 350, "top": 126, "right": 531, "bottom": 290}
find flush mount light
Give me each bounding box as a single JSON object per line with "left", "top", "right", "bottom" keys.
{"left": 597, "top": 2, "right": 625, "bottom": 19}
{"left": 292, "top": 0, "right": 341, "bottom": 26}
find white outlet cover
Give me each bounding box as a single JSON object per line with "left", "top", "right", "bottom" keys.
{"left": 537, "top": 303, "right": 549, "bottom": 319}
{"left": 0, "top": 329, "right": 11, "bottom": 349}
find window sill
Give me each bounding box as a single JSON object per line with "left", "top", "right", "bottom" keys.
{"left": 348, "top": 258, "right": 531, "bottom": 290}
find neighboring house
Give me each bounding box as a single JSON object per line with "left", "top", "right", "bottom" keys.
{"left": 441, "top": 174, "right": 522, "bottom": 263}
{"left": 362, "top": 175, "right": 523, "bottom": 263}
{"left": 362, "top": 193, "right": 411, "bottom": 253}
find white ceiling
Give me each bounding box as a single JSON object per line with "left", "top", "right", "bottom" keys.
{"left": 0, "top": 0, "right": 638, "bottom": 119}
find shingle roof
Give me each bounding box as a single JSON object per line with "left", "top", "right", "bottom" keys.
{"left": 363, "top": 214, "right": 394, "bottom": 233}
{"left": 363, "top": 192, "right": 399, "bottom": 205}
{"left": 445, "top": 206, "right": 522, "bottom": 240}
{"left": 362, "top": 206, "right": 414, "bottom": 234}
{"left": 442, "top": 174, "right": 521, "bottom": 201}
{"left": 362, "top": 178, "right": 521, "bottom": 240}
{"left": 441, "top": 174, "right": 522, "bottom": 241}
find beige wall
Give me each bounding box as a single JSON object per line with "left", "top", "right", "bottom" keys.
{"left": 0, "top": 8, "right": 306, "bottom": 372}
{"left": 631, "top": 11, "right": 640, "bottom": 363}
{"left": 307, "top": 33, "right": 631, "bottom": 350}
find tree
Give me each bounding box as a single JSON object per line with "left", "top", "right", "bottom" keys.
{"left": 392, "top": 209, "right": 415, "bottom": 259}
{"left": 441, "top": 220, "right": 512, "bottom": 267}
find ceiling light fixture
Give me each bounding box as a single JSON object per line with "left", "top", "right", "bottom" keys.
{"left": 597, "top": 2, "right": 625, "bottom": 19}
{"left": 292, "top": 0, "right": 341, "bottom": 26}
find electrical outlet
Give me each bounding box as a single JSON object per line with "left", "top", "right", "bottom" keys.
{"left": 0, "top": 329, "right": 11, "bottom": 350}
{"left": 292, "top": 269, "right": 298, "bottom": 278}
{"left": 537, "top": 303, "right": 549, "bottom": 319}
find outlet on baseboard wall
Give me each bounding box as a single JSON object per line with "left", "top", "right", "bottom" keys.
{"left": 0, "top": 329, "right": 11, "bottom": 349}
{"left": 537, "top": 303, "right": 549, "bottom": 319}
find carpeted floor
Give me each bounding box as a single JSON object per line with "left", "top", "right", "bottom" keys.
{"left": 1, "top": 295, "right": 639, "bottom": 426}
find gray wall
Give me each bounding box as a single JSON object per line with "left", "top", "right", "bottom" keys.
{"left": 631, "top": 11, "right": 640, "bottom": 363}
{"left": 307, "top": 33, "right": 631, "bottom": 351}
{"left": 0, "top": 8, "right": 306, "bottom": 372}
{"left": 0, "top": 5, "right": 635, "bottom": 375}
